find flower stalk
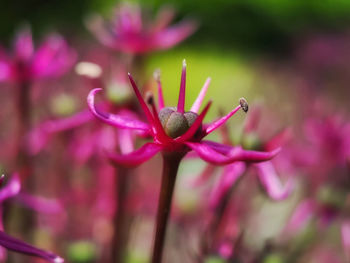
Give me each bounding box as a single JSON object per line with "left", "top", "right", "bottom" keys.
{"left": 151, "top": 152, "right": 184, "bottom": 263}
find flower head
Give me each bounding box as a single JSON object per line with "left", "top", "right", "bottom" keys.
{"left": 87, "top": 4, "right": 198, "bottom": 54}
{"left": 88, "top": 60, "right": 280, "bottom": 167}
{"left": 0, "top": 27, "right": 76, "bottom": 83}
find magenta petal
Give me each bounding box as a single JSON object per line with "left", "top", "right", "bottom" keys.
{"left": 107, "top": 143, "right": 162, "bottom": 167}
{"left": 117, "top": 129, "right": 134, "bottom": 154}
{"left": 14, "top": 27, "right": 34, "bottom": 62}
{"left": 87, "top": 88, "right": 150, "bottom": 131}
{"left": 152, "top": 20, "right": 198, "bottom": 50}
{"left": 190, "top": 77, "right": 211, "bottom": 113}
{"left": 31, "top": 34, "right": 76, "bottom": 79}
{"left": 205, "top": 105, "right": 242, "bottom": 135}
{"left": 0, "top": 174, "right": 21, "bottom": 203}
{"left": 177, "top": 59, "right": 186, "bottom": 114}
{"left": 15, "top": 193, "right": 63, "bottom": 214}
{"left": 209, "top": 162, "right": 246, "bottom": 209}
{"left": 0, "top": 48, "right": 11, "bottom": 82}
{"left": 341, "top": 220, "right": 350, "bottom": 260}
{"left": 186, "top": 142, "right": 280, "bottom": 165}
{"left": 254, "top": 161, "right": 294, "bottom": 200}
{"left": 284, "top": 199, "right": 316, "bottom": 233}
{"left": 0, "top": 231, "right": 63, "bottom": 262}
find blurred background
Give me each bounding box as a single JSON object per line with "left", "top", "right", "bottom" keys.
{"left": 0, "top": 0, "right": 350, "bottom": 263}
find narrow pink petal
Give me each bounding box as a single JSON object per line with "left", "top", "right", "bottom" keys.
{"left": 128, "top": 74, "right": 157, "bottom": 127}
{"left": 175, "top": 100, "right": 212, "bottom": 143}
{"left": 117, "top": 129, "right": 134, "bottom": 154}
{"left": 152, "top": 20, "right": 198, "bottom": 50}
{"left": 177, "top": 59, "right": 186, "bottom": 114}
{"left": 14, "top": 27, "right": 33, "bottom": 62}
{"left": 201, "top": 140, "right": 232, "bottom": 155}
{"left": 0, "top": 231, "right": 64, "bottom": 263}
{"left": 186, "top": 142, "right": 280, "bottom": 165}
{"left": 152, "top": 6, "right": 176, "bottom": 32}
{"left": 284, "top": 199, "right": 316, "bottom": 233}
{"left": 205, "top": 105, "right": 242, "bottom": 135}
{"left": 255, "top": 161, "right": 294, "bottom": 200}
{"left": 154, "top": 69, "right": 165, "bottom": 109}
{"left": 15, "top": 193, "right": 63, "bottom": 214}
{"left": 209, "top": 162, "right": 246, "bottom": 209}
{"left": 341, "top": 220, "right": 350, "bottom": 260}
{"left": 190, "top": 77, "right": 211, "bottom": 113}
{"left": 0, "top": 174, "right": 21, "bottom": 203}
{"left": 87, "top": 88, "right": 150, "bottom": 131}
{"left": 107, "top": 143, "right": 162, "bottom": 167}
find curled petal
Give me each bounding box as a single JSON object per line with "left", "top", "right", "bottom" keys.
{"left": 87, "top": 88, "right": 150, "bottom": 131}
{"left": 284, "top": 199, "right": 316, "bottom": 233}
{"left": 107, "top": 143, "right": 162, "bottom": 167}
{"left": 15, "top": 193, "right": 64, "bottom": 214}
{"left": 341, "top": 220, "right": 350, "bottom": 260}
{"left": 31, "top": 34, "right": 76, "bottom": 79}
{"left": 186, "top": 142, "right": 280, "bottom": 165}
{"left": 0, "top": 231, "right": 63, "bottom": 262}
{"left": 0, "top": 174, "right": 21, "bottom": 203}
{"left": 209, "top": 162, "right": 246, "bottom": 209}
{"left": 254, "top": 161, "right": 294, "bottom": 200}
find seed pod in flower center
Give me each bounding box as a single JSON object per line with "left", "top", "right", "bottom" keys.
{"left": 158, "top": 107, "right": 200, "bottom": 138}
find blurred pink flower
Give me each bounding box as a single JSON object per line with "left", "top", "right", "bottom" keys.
{"left": 88, "top": 60, "right": 279, "bottom": 167}
{"left": 0, "top": 174, "right": 63, "bottom": 262}
{"left": 0, "top": 27, "right": 76, "bottom": 83}
{"left": 87, "top": 4, "right": 198, "bottom": 54}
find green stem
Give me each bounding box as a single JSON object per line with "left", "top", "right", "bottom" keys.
{"left": 151, "top": 153, "right": 183, "bottom": 263}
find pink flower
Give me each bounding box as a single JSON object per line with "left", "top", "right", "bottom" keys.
{"left": 0, "top": 27, "right": 76, "bottom": 83}
{"left": 87, "top": 4, "right": 198, "bottom": 54}
{"left": 87, "top": 60, "right": 280, "bottom": 167}
{"left": 0, "top": 174, "right": 63, "bottom": 262}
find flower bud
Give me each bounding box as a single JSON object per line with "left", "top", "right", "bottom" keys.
{"left": 158, "top": 107, "right": 200, "bottom": 138}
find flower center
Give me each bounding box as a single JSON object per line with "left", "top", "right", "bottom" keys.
{"left": 158, "top": 107, "right": 200, "bottom": 138}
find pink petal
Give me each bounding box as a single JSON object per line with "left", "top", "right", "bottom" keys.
{"left": 190, "top": 77, "right": 211, "bottom": 113}
{"left": 152, "top": 20, "right": 198, "bottom": 50}
{"left": 87, "top": 88, "right": 150, "bottom": 131}
{"left": 209, "top": 162, "right": 246, "bottom": 209}
{"left": 0, "top": 48, "right": 11, "bottom": 82}
{"left": 14, "top": 27, "right": 33, "bottom": 62}
{"left": 341, "top": 220, "right": 350, "bottom": 260}
{"left": 152, "top": 6, "right": 176, "bottom": 32}
{"left": 117, "top": 129, "right": 134, "bottom": 154}
{"left": 177, "top": 59, "right": 186, "bottom": 114}
{"left": 0, "top": 174, "right": 21, "bottom": 203}
{"left": 254, "top": 161, "right": 294, "bottom": 200}
{"left": 107, "top": 143, "right": 162, "bottom": 167}
{"left": 205, "top": 105, "right": 242, "bottom": 135}
{"left": 15, "top": 193, "right": 63, "bottom": 214}
{"left": 31, "top": 34, "right": 76, "bottom": 79}
{"left": 154, "top": 69, "right": 165, "bottom": 109}
{"left": 0, "top": 231, "right": 63, "bottom": 263}
{"left": 128, "top": 74, "right": 172, "bottom": 144}
{"left": 186, "top": 142, "right": 280, "bottom": 165}
{"left": 284, "top": 199, "right": 316, "bottom": 233}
